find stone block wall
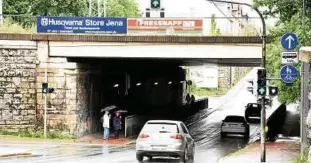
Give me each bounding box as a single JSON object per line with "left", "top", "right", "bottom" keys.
{"left": 218, "top": 67, "right": 251, "bottom": 90}
{"left": 0, "top": 49, "right": 37, "bottom": 132}
{"left": 35, "top": 59, "right": 102, "bottom": 137}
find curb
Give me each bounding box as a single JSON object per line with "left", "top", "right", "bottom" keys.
{"left": 0, "top": 152, "right": 32, "bottom": 158}
{"left": 124, "top": 140, "right": 136, "bottom": 145}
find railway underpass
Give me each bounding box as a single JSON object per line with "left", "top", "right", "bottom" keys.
{"left": 45, "top": 41, "right": 262, "bottom": 138}
{"left": 0, "top": 34, "right": 264, "bottom": 138}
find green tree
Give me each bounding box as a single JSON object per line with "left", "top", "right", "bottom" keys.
{"left": 254, "top": 0, "right": 311, "bottom": 103}
{"left": 107, "top": 0, "right": 140, "bottom": 17}
{"left": 3, "top": 0, "right": 141, "bottom": 27}
{"left": 210, "top": 14, "right": 221, "bottom": 36}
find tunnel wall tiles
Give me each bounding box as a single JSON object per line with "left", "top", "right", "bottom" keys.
{"left": 0, "top": 49, "right": 37, "bottom": 132}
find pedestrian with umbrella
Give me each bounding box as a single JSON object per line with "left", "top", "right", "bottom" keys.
{"left": 113, "top": 112, "right": 122, "bottom": 139}
{"left": 101, "top": 105, "right": 116, "bottom": 140}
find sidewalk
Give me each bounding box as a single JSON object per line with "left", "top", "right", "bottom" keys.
{"left": 0, "top": 133, "right": 136, "bottom": 158}
{"left": 219, "top": 139, "right": 300, "bottom": 163}
{"left": 0, "top": 133, "right": 135, "bottom": 146}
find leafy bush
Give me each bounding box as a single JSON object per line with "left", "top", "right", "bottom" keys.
{"left": 0, "top": 18, "right": 35, "bottom": 33}
{"left": 0, "top": 130, "right": 75, "bottom": 139}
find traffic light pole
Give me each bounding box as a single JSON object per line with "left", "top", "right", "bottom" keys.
{"left": 206, "top": 0, "right": 267, "bottom": 162}
{"left": 44, "top": 68, "right": 47, "bottom": 140}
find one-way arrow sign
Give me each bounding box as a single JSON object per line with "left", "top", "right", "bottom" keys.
{"left": 281, "top": 33, "right": 298, "bottom": 50}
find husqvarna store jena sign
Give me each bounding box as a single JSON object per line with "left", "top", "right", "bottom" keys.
{"left": 37, "top": 16, "right": 128, "bottom": 34}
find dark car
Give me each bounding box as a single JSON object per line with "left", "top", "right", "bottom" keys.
{"left": 245, "top": 103, "right": 261, "bottom": 122}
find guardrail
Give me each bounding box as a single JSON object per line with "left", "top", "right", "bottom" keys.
{"left": 124, "top": 115, "right": 149, "bottom": 138}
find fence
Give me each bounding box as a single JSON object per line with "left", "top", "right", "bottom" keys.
{"left": 0, "top": 14, "right": 277, "bottom": 36}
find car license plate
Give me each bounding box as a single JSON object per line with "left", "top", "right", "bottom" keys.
{"left": 152, "top": 147, "right": 166, "bottom": 151}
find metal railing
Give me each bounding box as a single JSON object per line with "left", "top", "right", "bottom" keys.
{"left": 0, "top": 14, "right": 278, "bottom": 36}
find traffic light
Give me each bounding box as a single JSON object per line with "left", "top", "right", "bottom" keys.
{"left": 269, "top": 86, "right": 278, "bottom": 96}
{"left": 160, "top": 8, "right": 165, "bottom": 18}
{"left": 246, "top": 79, "right": 254, "bottom": 94}
{"left": 42, "top": 83, "right": 48, "bottom": 94}
{"left": 146, "top": 8, "right": 150, "bottom": 18}
{"left": 151, "top": 0, "right": 161, "bottom": 9}
{"left": 42, "top": 83, "right": 54, "bottom": 94}
{"left": 257, "top": 68, "right": 266, "bottom": 96}
{"left": 48, "top": 88, "right": 55, "bottom": 93}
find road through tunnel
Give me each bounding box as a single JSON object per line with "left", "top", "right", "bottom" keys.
{"left": 65, "top": 58, "right": 191, "bottom": 137}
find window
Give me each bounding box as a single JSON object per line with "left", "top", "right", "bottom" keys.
{"left": 143, "top": 122, "right": 179, "bottom": 133}
{"left": 224, "top": 116, "right": 245, "bottom": 122}
{"left": 180, "top": 123, "right": 189, "bottom": 134}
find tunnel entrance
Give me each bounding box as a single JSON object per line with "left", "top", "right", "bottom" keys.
{"left": 69, "top": 58, "right": 194, "bottom": 137}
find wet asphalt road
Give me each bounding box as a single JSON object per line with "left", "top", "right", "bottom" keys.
{"left": 0, "top": 69, "right": 263, "bottom": 163}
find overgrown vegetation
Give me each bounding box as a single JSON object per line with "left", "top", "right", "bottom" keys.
{"left": 188, "top": 82, "right": 228, "bottom": 97}
{"left": 0, "top": 18, "right": 35, "bottom": 33}
{"left": 210, "top": 14, "right": 221, "bottom": 36}
{"left": 0, "top": 130, "right": 75, "bottom": 139}
{"left": 253, "top": 0, "right": 311, "bottom": 104}
{"left": 292, "top": 148, "right": 309, "bottom": 163}
{"left": 2, "top": 0, "right": 140, "bottom": 30}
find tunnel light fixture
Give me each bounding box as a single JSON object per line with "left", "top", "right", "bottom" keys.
{"left": 113, "top": 84, "right": 119, "bottom": 88}
{"left": 136, "top": 83, "right": 142, "bottom": 86}
{"left": 154, "top": 82, "right": 158, "bottom": 85}
{"left": 168, "top": 81, "right": 172, "bottom": 84}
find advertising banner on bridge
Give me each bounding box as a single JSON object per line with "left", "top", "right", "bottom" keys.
{"left": 37, "top": 16, "right": 128, "bottom": 34}
{"left": 127, "top": 18, "right": 203, "bottom": 35}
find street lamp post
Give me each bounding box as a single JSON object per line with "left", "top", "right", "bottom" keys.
{"left": 206, "top": 0, "right": 267, "bottom": 162}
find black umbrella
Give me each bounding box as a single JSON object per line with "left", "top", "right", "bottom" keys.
{"left": 101, "top": 105, "right": 117, "bottom": 112}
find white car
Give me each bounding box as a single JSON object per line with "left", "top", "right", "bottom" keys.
{"left": 220, "top": 115, "right": 250, "bottom": 139}
{"left": 136, "top": 120, "right": 195, "bottom": 162}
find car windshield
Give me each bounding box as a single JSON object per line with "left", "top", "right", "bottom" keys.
{"left": 224, "top": 116, "right": 245, "bottom": 122}
{"left": 142, "top": 122, "right": 179, "bottom": 133}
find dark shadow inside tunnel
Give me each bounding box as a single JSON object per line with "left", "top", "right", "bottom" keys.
{"left": 67, "top": 58, "right": 208, "bottom": 137}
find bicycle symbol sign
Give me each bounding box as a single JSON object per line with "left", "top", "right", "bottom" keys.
{"left": 280, "top": 65, "right": 298, "bottom": 84}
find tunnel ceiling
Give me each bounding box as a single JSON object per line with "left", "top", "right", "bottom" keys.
{"left": 68, "top": 57, "right": 260, "bottom": 67}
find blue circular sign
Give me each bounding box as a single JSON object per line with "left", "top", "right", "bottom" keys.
{"left": 280, "top": 65, "right": 298, "bottom": 84}
{"left": 281, "top": 33, "right": 299, "bottom": 50}
{"left": 281, "top": 33, "right": 298, "bottom": 50}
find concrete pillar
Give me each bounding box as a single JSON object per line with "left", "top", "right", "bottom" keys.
{"left": 298, "top": 47, "right": 311, "bottom": 159}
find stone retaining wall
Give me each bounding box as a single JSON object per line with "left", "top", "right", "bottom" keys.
{"left": 218, "top": 67, "right": 251, "bottom": 90}
{"left": 0, "top": 48, "right": 37, "bottom": 132}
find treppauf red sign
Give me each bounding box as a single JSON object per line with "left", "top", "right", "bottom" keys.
{"left": 127, "top": 18, "right": 203, "bottom": 35}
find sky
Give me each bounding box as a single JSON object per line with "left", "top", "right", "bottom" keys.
{"left": 135, "top": 0, "right": 277, "bottom": 34}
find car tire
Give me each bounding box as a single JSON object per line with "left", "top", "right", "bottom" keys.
{"left": 190, "top": 146, "right": 195, "bottom": 161}
{"left": 136, "top": 154, "right": 143, "bottom": 162}
{"left": 180, "top": 146, "right": 188, "bottom": 162}
{"left": 244, "top": 128, "right": 250, "bottom": 139}
{"left": 220, "top": 132, "right": 226, "bottom": 138}
{"left": 245, "top": 113, "right": 250, "bottom": 122}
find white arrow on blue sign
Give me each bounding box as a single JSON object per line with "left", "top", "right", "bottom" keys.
{"left": 281, "top": 33, "right": 298, "bottom": 50}
{"left": 280, "top": 64, "right": 298, "bottom": 84}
